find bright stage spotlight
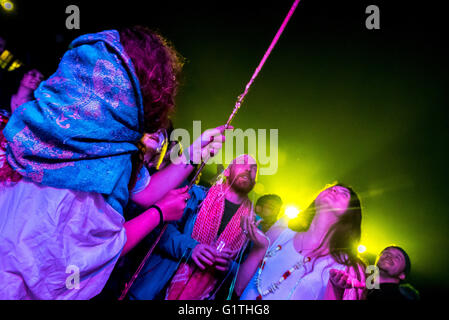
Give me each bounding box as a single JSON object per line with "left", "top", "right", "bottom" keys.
{"left": 284, "top": 206, "right": 300, "bottom": 219}
{"left": 1, "top": 1, "right": 14, "bottom": 12}
{"left": 357, "top": 244, "right": 367, "bottom": 253}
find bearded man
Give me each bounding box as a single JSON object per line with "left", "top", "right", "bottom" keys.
{"left": 128, "top": 154, "right": 258, "bottom": 300}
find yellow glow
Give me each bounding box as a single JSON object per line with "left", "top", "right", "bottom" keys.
{"left": 0, "top": 50, "right": 14, "bottom": 69}
{"left": 7, "top": 59, "right": 22, "bottom": 71}
{"left": 285, "top": 206, "right": 300, "bottom": 219}
{"left": 253, "top": 183, "right": 265, "bottom": 194}
{"left": 357, "top": 244, "right": 367, "bottom": 253}
{"left": 1, "top": 1, "right": 14, "bottom": 11}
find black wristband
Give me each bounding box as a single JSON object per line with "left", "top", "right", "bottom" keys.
{"left": 149, "top": 205, "right": 164, "bottom": 229}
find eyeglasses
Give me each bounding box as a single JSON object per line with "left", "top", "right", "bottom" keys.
{"left": 152, "top": 128, "right": 168, "bottom": 170}
{"left": 154, "top": 128, "right": 168, "bottom": 153}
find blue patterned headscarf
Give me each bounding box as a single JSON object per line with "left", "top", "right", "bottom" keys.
{"left": 3, "top": 30, "right": 144, "bottom": 215}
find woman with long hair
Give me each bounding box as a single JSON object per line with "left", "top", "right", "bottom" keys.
{"left": 0, "top": 26, "right": 226, "bottom": 299}
{"left": 235, "top": 183, "right": 366, "bottom": 300}
{"left": 0, "top": 67, "right": 45, "bottom": 114}
{"left": 0, "top": 67, "right": 45, "bottom": 132}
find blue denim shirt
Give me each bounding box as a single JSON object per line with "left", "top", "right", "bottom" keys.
{"left": 128, "top": 184, "right": 207, "bottom": 300}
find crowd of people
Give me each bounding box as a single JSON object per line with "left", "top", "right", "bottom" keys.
{"left": 0, "top": 27, "right": 419, "bottom": 300}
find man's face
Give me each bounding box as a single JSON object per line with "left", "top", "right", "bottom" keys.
{"left": 256, "top": 200, "right": 281, "bottom": 221}
{"left": 376, "top": 247, "right": 407, "bottom": 279}
{"left": 227, "top": 156, "right": 257, "bottom": 194}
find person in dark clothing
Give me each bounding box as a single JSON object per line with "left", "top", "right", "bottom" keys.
{"left": 254, "top": 194, "right": 283, "bottom": 232}
{"left": 366, "top": 246, "right": 419, "bottom": 300}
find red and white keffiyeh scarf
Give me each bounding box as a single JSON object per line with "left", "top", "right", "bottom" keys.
{"left": 165, "top": 183, "right": 252, "bottom": 300}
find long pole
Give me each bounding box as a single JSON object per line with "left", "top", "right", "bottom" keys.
{"left": 118, "top": 0, "right": 301, "bottom": 300}
{"left": 188, "top": 0, "right": 301, "bottom": 188}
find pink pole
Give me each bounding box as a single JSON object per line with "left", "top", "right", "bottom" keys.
{"left": 188, "top": 0, "right": 301, "bottom": 187}
{"left": 120, "top": 0, "right": 302, "bottom": 300}
{"left": 226, "top": 0, "right": 301, "bottom": 127}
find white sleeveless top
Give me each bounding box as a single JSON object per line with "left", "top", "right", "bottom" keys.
{"left": 240, "top": 228, "right": 348, "bottom": 300}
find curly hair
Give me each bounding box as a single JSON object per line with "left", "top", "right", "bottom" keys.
{"left": 119, "top": 26, "right": 184, "bottom": 192}
{"left": 119, "top": 25, "right": 184, "bottom": 133}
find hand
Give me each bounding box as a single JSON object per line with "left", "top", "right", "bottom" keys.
{"left": 154, "top": 186, "right": 190, "bottom": 222}
{"left": 188, "top": 125, "right": 233, "bottom": 164}
{"left": 214, "top": 248, "right": 239, "bottom": 273}
{"left": 191, "top": 244, "right": 217, "bottom": 270}
{"left": 329, "top": 269, "right": 365, "bottom": 289}
{"left": 240, "top": 215, "right": 269, "bottom": 250}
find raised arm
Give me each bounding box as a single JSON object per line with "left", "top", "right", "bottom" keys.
{"left": 131, "top": 125, "right": 230, "bottom": 208}
{"left": 234, "top": 215, "right": 278, "bottom": 297}
{"left": 120, "top": 186, "right": 190, "bottom": 256}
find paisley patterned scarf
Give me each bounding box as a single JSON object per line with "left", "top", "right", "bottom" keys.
{"left": 1, "top": 30, "right": 144, "bottom": 215}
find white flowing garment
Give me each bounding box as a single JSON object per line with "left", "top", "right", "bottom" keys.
{"left": 0, "top": 179, "right": 126, "bottom": 299}
{"left": 241, "top": 228, "right": 358, "bottom": 300}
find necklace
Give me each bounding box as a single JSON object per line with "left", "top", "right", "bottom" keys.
{"left": 255, "top": 242, "right": 311, "bottom": 300}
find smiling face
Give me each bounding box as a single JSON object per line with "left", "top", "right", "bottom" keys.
{"left": 315, "top": 185, "right": 351, "bottom": 216}
{"left": 227, "top": 155, "right": 258, "bottom": 194}
{"left": 20, "top": 69, "right": 44, "bottom": 91}
{"left": 376, "top": 247, "right": 407, "bottom": 279}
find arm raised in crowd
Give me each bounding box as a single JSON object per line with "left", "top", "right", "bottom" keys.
{"left": 121, "top": 186, "right": 190, "bottom": 256}
{"left": 131, "top": 125, "right": 230, "bottom": 208}
{"left": 234, "top": 216, "right": 283, "bottom": 297}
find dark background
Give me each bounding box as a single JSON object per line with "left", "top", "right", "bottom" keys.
{"left": 1, "top": 0, "right": 448, "bottom": 301}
